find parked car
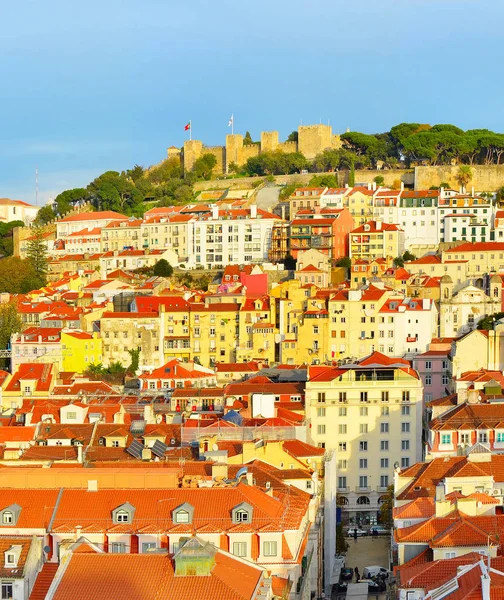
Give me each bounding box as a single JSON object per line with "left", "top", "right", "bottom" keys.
{"left": 369, "top": 526, "right": 390, "bottom": 536}
{"left": 363, "top": 566, "right": 389, "bottom": 579}
{"left": 340, "top": 568, "right": 354, "bottom": 580}
{"left": 358, "top": 579, "right": 386, "bottom": 592}
{"left": 346, "top": 527, "right": 368, "bottom": 537}
{"left": 334, "top": 582, "right": 348, "bottom": 593}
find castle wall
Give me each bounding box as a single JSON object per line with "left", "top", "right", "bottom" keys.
{"left": 241, "top": 144, "right": 260, "bottom": 162}
{"left": 226, "top": 134, "right": 244, "bottom": 171}
{"left": 183, "top": 140, "right": 203, "bottom": 172}
{"left": 277, "top": 141, "right": 298, "bottom": 153}
{"left": 204, "top": 146, "right": 225, "bottom": 174}
{"left": 414, "top": 165, "right": 504, "bottom": 191}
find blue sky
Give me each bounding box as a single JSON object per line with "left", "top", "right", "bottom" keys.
{"left": 1, "top": 0, "right": 502, "bottom": 204}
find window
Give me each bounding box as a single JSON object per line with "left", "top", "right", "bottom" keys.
{"left": 479, "top": 432, "right": 488, "bottom": 443}
{"left": 233, "top": 542, "right": 247, "bottom": 557}
{"left": 381, "top": 407, "right": 389, "bottom": 416}
{"left": 442, "top": 375, "right": 449, "bottom": 385}
{"left": 381, "top": 441, "right": 389, "bottom": 451}
{"left": 66, "top": 411, "right": 77, "bottom": 420}
{"left": 111, "top": 543, "right": 126, "bottom": 554}
{"left": 359, "top": 441, "right": 368, "bottom": 451}
{"left": 338, "top": 407, "right": 347, "bottom": 417}
{"left": 360, "top": 392, "right": 368, "bottom": 403}
{"left": 359, "top": 476, "right": 368, "bottom": 489}
{"left": 359, "top": 459, "right": 368, "bottom": 469}
{"left": 401, "top": 457, "right": 410, "bottom": 468}
{"left": 360, "top": 424, "right": 368, "bottom": 434}
{"left": 338, "top": 442, "right": 347, "bottom": 452}
{"left": 380, "top": 423, "right": 389, "bottom": 433}
{"left": 444, "top": 552, "right": 456, "bottom": 559}
{"left": 401, "top": 422, "right": 410, "bottom": 433}
{"left": 401, "top": 440, "right": 410, "bottom": 450}
{"left": 425, "top": 361, "right": 432, "bottom": 370}
{"left": 338, "top": 476, "right": 347, "bottom": 489}
{"left": 116, "top": 510, "right": 129, "bottom": 523}
{"left": 1, "top": 584, "right": 13, "bottom": 600}
{"left": 338, "top": 459, "right": 347, "bottom": 469}
{"left": 142, "top": 542, "right": 156, "bottom": 553}
{"left": 425, "top": 375, "right": 432, "bottom": 386}
{"left": 360, "top": 407, "right": 368, "bottom": 416}
{"left": 380, "top": 475, "right": 389, "bottom": 487}
{"left": 381, "top": 458, "right": 389, "bottom": 468}
{"left": 317, "top": 392, "right": 326, "bottom": 403}
{"left": 401, "top": 406, "right": 410, "bottom": 416}
{"left": 441, "top": 433, "right": 451, "bottom": 444}
{"left": 497, "top": 432, "right": 504, "bottom": 443}
{"left": 339, "top": 392, "right": 347, "bottom": 403}
{"left": 317, "top": 407, "right": 326, "bottom": 417}
{"left": 112, "top": 440, "right": 120, "bottom": 448}
{"left": 263, "top": 541, "right": 278, "bottom": 557}
{"left": 317, "top": 425, "right": 326, "bottom": 435}
{"left": 2, "top": 512, "right": 13, "bottom": 525}
{"left": 460, "top": 433, "right": 470, "bottom": 444}
{"left": 381, "top": 391, "right": 389, "bottom": 402}
{"left": 338, "top": 424, "right": 347, "bottom": 434}
{"left": 235, "top": 509, "right": 250, "bottom": 523}
{"left": 402, "top": 391, "right": 410, "bottom": 402}
{"left": 175, "top": 510, "right": 189, "bottom": 524}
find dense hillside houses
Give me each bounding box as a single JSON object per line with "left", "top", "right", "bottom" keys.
{"left": 7, "top": 179, "right": 504, "bottom": 599}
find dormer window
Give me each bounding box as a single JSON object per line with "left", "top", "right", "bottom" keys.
{"left": 2, "top": 512, "right": 13, "bottom": 525}
{"left": 231, "top": 502, "right": 253, "bottom": 524}
{"left": 112, "top": 502, "right": 136, "bottom": 525}
{"left": 6, "top": 553, "right": 15, "bottom": 565}
{"left": 0, "top": 505, "right": 21, "bottom": 527}
{"left": 172, "top": 502, "right": 194, "bottom": 525}
{"left": 4, "top": 545, "right": 21, "bottom": 568}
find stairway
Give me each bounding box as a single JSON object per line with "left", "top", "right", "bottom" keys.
{"left": 29, "top": 563, "right": 58, "bottom": 600}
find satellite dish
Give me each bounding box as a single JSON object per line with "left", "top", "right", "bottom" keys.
{"left": 212, "top": 443, "right": 219, "bottom": 451}
{"left": 394, "top": 461, "right": 400, "bottom": 469}
{"left": 43, "top": 546, "right": 51, "bottom": 554}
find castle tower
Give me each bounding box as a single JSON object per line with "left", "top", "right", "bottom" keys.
{"left": 225, "top": 134, "right": 244, "bottom": 172}
{"left": 183, "top": 140, "right": 203, "bottom": 172}
{"left": 298, "top": 124, "right": 333, "bottom": 160}
{"left": 260, "top": 131, "right": 279, "bottom": 153}
{"left": 167, "top": 146, "right": 182, "bottom": 162}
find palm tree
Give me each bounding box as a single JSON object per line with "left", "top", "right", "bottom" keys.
{"left": 455, "top": 165, "right": 473, "bottom": 191}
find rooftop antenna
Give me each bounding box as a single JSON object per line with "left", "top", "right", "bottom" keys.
{"left": 36, "top": 166, "right": 39, "bottom": 206}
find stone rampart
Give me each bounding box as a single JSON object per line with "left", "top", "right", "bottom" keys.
{"left": 415, "top": 165, "right": 504, "bottom": 191}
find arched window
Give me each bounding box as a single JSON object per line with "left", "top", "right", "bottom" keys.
{"left": 378, "top": 496, "right": 388, "bottom": 505}
{"left": 337, "top": 496, "right": 349, "bottom": 506}
{"left": 175, "top": 510, "right": 189, "bottom": 524}
{"left": 235, "top": 509, "right": 250, "bottom": 523}
{"left": 357, "top": 496, "right": 370, "bottom": 505}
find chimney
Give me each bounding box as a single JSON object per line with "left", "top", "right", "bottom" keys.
{"left": 212, "top": 204, "right": 218, "bottom": 219}
{"left": 246, "top": 472, "right": 254, "bottom": 486}
{"left": 367, "top": 182, "right": 372, "bottom": 190}
{"left": 77, "top": 444, "right": 83, "bottom": 464}
{"left": 142, "top": 448, "right": 152, "bottom": 461}
{"left": 376, "top": 220, "right": 382, "bottom": 231}
{"left": 435, "top": 482, "right": 445, "bottom": 502}
{"left": 400, "top": 182, "right": 404, "bottom": 191}
{"left": 471, "top": 186, "right": 475, "bottom": 196}
{"left": 212, "top": 463, "right": 228, "bottom": 481}
{"left": 250, "top": 204, "right": 257, "bottom": 219}
{"left": 281, "top": 205, "right": 286, "bottom": 220}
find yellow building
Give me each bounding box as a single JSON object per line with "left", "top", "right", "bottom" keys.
{"left": 236, "top": 297, "right": 277, "bottom": 364}
{"left": 345, "top": 187, "right": 375, "bottom": 225}
{"left": 349, "top": 220, "right": 405, "bottom": 261}
{"left": 101, "top": 218, "right": 143, "bottom": 251}
{"left": 61, "top": 331, "right": 102, "bottom": 373}
{"left": 306, "top": 352, "right": 423, "bottom": 526}
{"left": 141, "top": 215, "right": 194, "bottom": 260}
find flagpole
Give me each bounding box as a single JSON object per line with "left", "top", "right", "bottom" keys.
{"left": 190, "top": 120, "right": 192, "bottom": 141}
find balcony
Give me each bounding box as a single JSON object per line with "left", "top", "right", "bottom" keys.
{"left": 355, "top": 486, "right": 371, "bottom": 493}
{"left": 376, "top": 486, "right": 389, "bottom": 493}
{"left": 337, "top": 486, "right": 350, "bottom": 493}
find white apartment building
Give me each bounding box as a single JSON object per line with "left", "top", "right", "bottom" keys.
{"left": 306, "top": 352, "right": 423, "bottom": 526}
{"left": 442, "top": 213, "right": 491, "bottom": 243}
{"left": 56, "top": 211, "right": 128, "bottom": 238}
{"left": 0, "top": 198, "right": 39, "bottom": 224}
{"left": 186, "top": 205, "right": 282, "bottom": 269}
{"left": 65, "top": 227, "right": 102, "bottom": 254}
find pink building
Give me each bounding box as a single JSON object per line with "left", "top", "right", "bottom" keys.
{"left": 413, "top": 338, "right": 453, "bottom": 404}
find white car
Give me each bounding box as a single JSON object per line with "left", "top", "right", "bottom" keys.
{"left": 363, "top": 565, "right": 389, "bottom": 579}
{"left": 346, "top": 527, "right": 367, "bottom": 537}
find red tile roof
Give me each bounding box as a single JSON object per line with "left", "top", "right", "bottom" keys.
{"left": 58, "top": 211, "right": 128, "bottom": 223}
{"left": 5, "top": 364, "right": 54, "bottom": 392}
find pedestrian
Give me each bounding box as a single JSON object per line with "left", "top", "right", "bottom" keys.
{"left": 354, "top": 567, "right": 360, "bottom": 581}
{"left": 353, "top": 528, "right": 357, "bottom": 541}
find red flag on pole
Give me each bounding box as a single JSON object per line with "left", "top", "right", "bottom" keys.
{"left": 184, "top": 122, "right": 191, "bottom": 131}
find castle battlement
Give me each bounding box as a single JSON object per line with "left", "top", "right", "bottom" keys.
{"left": 168, "top": 124, "right": 342, "bottom": 174}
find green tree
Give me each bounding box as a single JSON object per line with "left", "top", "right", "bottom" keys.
{"left": 455, "top": 165, "right": 473, "bottom": 190}
{"left": 348, "top": 162, "right": 355, "bottom": 187}
{"left": 373, "top": 175, "right": 385, "bottom": 186}
{"left": 88, "top": 171, "right": 144, "bottom": 214}
{"left": 192, "top": 153, "right": 218, "bottom": 180}
{"left": 153, "top": 259, "right": 174, "bottom": 277}
{"left": 34, "top": 205, "right": 56, "bottom": 225}
{"left": 146, "top": 157, "right": 183, "bottom": 184}
{"left": 125, "top": 164, "right": 145, "bottom": 182}
{"left": 25, "top": 227, "right": 48, "bottom": 285}
{"left": 279, "top": 182, "right": 299, "bottom": 201}
{"left": 243, "top": 131, "right": 254, "bottom": 146}
{"left": 0, "top": 221, "right": 25, "bottom": 257}
{"left": 283, "top": 254, "right": 296, "bottom": 270}
{"left": 336, "top": 523, "right": 349, "bottom": 554}
{"left": 308, "top": 174, "right": 339, "bottom": 188}
{"left": 127, "top": 348, "right": 141, "bottom": 375}
{"left": 336, "top": 256, "right": 351, "bottom": 269}
{"left": 402, "top": 250, "right": 417, "bottom": 263}
{"left": 379, "top": 485, "right": 394, "bottom": 528}
{"left": 53, "top": 188, "right": 88, "bottom": 215}
{"left": 393, "top": 256, "right": 405, "bottom": 268}
{"left": 286, "top": 131, "right": 298, "bottom": 143}
{"left": 228, "top": 162, "right": 241, "bottom": 174}
{"left": 0, "top": 302, "right": 24, "bottom": 368}
{"left": 0, "top": 257, "right": 41, "bottom": 293}
{"left": 477, "top": 312, "right": 504, "bottom": 331}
